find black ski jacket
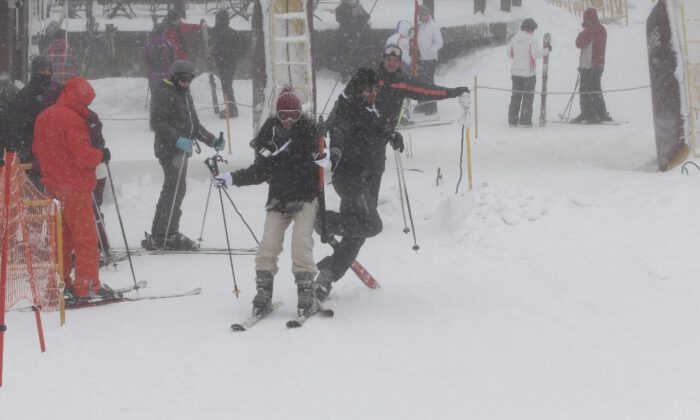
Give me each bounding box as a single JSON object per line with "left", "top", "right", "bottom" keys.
{"left": 211, "top": 26, "right": 243, "bottom": 72}
{"left": 375, "top": 65, "right": 466, "bottom": 129}
{"left": 330, "top": 93, "right": 390, "bottom": 178}
{"left": 9, "top": 77, "right": 49, "bottom": 162}
{"left": 151, "top": 79, "right": 216, "bottom": 161}
{"left": 231, "top": 116, "right": 320, "bottom": 212}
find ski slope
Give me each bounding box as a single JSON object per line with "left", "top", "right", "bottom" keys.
{"left": 4, "top": 1, "right": 700, "bottom": 419}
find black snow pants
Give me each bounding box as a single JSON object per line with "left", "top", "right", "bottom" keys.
{"left": 578, "top": 68, "right": 608, "bottom": 121}
{"left": 150, "top": 151, "right": 188, "bottom": 240}
{"left": 508, "top": 75, "right": 536, "bottom": 126}
{"left": 317, "top": 170, "right": 383, "bottom": 281}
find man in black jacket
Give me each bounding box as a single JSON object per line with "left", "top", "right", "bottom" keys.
{"left": 335, "top": 0, "right": 371, "bottom": 82}
{"left": 9, "top": 57, "right": 53, "bottom": 164}
{"left": 216, "top": 88, "right": 326, "bottom": 316}
{"left": 375, "top": 44, "right": 470, "bottom": 130}
{"left": 314, "top": 67, "right": 404, "bottom": 301}
{"left": 211, "top": 10, "right": 243, "bottom": 118}
{"left": 143, "top": 60, "right": 224, "bottom": 251}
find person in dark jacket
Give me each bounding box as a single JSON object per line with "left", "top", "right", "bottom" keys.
{"left": 335, "top": 0, "right": 371, "bottom": 82}
{"left": 143, "top": 60, "right": 224, "bottom": 251}
{"left": 314, "top": 67, "right": 404, "bottom": 301}
{"left": 162, "top": 10, "right": 201, "bottom": 61}
{"left": 215, "top": 87, "right": 326, "bottom": 316}
{"left": 374, "top": 44, "right": 470, "bottom": 130}
{"left": 10, "top": 56, "right": 53, "bottom": 164}
{"left": 144, "top": 23, "right": 175, "bottom": 118}
{"left": 573, "top": 8, "right": 611, "bottom": 123}
{"left": 211, "top": 10, "right": 243, "bottom": 118}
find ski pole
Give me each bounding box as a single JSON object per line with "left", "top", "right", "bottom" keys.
{"left": 395, "top": 150, "right": 419, "bottom": 251}
{"left": 317, "top": 134, "right": 328, "bottom": 243}
{"left": 220, "top": 188, "right": 260, "bottom": 245}
{"left": 217, "top": 183, "right": 240, "bottom": 298}
{"left": 163, "top": 151, "right": 188, "bottom": 249}
{"left": 560, "top": 73, "right": 580, "bottom": 121}
{"left": 197, "top": 179, "right": 214, "bottom": 244}
{"left": 92, "top": 193, "right": 112, "bottom": 267}
{"left": 105, "top": 162, "right": 140, "bottom": 294}
{"left": 393, "top": 150, "right": 410, "bottom": 234}
{"left": 224, "top": 93, "right": 233, "bottom": 154}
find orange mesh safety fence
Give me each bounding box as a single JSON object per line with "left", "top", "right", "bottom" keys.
{"left": 1, "top": 161, "right": 60, "bottom": 312}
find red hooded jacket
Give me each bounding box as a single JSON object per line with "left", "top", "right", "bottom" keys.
{"left": 576, "top": 8, "right": 607, "bottom": 70}
{"left": 33, "top": 77, "right": 104, "bottom": 193}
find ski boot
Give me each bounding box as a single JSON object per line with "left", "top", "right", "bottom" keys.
{"left": 252, "top": 271, "right": 274, "bottom": 316}
{"left": 164, "top": 232, "right": 199, "bottom": 251}
{"left": 90, "top": 284, "right": 121, "bottom": 300}
{"left": 295, "top": 272, "right": 317, "bottom": 316}
{"left": 141, "top": 231, "right": 162, "bottom": 251}
{"left": 313, "top": 268, "right": 334, "bottom": 302}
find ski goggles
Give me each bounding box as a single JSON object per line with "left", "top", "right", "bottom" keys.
{"left": 383, "top": 44, "right": 403, "bottom": 58}
{"left": 276, "top": 109, "right": 302, "bottom": 122}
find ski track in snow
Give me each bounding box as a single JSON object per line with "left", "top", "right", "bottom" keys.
{"left": 4, "top": 1, "right": 700, "bottom": 419}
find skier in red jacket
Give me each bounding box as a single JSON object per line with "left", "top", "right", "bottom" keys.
{"left": 33, "top": 77, "right": 115, "bottom": 303}
{"left": 573, "top": 8, "right": 612, "bottom": 123}
{"left": 162, "top": 10, "right": 201, "bottom": 61}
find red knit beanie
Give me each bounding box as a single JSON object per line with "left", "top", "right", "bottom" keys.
{"left": 276, "top": 87, "right": 302, "bottom": 111}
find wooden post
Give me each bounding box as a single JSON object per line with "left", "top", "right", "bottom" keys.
{"left": 473, "top": 75, "right": 478, "bottom": 139}
{"left": 466, "top": 127, "right": 473, "bottom": 191}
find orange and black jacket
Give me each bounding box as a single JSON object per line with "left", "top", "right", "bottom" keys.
{"left": 375, "top": 65, "right": 467, "bottom": 129}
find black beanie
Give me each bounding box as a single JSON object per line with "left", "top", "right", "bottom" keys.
{"left": 31, "top": 56, "right": 52, "bottom": 76}
{"left": 521, "top": 18, "right": 537, "bottom": 32}
{"left": 344, "top": 67, "right": 378, "bottom": 99}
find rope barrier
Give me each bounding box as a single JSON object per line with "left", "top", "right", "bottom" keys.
{"left": 476, "top": 84, "right": 650, "bottom": 96}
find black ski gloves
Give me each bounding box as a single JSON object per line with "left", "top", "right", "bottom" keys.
{"left": 453, "top": 86, "right": 470, "bottom": 96}
{"left": 102, "top": 147, "right": 111, "bottom": 164}
{"left": 388, "top": 132, "right": 404, "bottom": 153}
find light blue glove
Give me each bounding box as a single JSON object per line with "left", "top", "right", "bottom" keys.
{"left": 176, "top": 137, "right": 193, "bottom": 153}
{"left": 214, "top": 137, "right": 226, "bottom": 151}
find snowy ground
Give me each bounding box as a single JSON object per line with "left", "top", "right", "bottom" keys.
{"left": 4, "top": 0, "right": 700, "bottom": 419}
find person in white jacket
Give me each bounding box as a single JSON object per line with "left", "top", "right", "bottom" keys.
{"left": 414, "top": 5, "right": 444, "bottom": 115}
{"left": 507, "top": 18, "right": 550, "bottom": 127}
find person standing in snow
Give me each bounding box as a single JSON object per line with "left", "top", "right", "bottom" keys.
{"left": 507, "top": 18, "right": 550, "bottom": 127}
{"left": 144, "top": 23, "right": 175, "bottom": 118}
{"left": 43, "top": 82, "right": 112, "bottom": 259}
{"left": 143, "top": 60, "right": 224, "bottom": 251}
{"left": 8, "top": 56, "right": 53, "bottom": 190}
{"left": 162, "top": 10, "right": 201, "bottom": 61}
{"left": 385, "top": 20, "right": 413, "bottom": 72}
{"left": 335, "top": 0, "right": 371, "bottom": 83}
{"left": 313, "top": 68, "right": 403, "bottom": 301}
{"left": 42, "top": 27, "right": 79, "bottom": 84}
{"left": 573, "top": 8, "right": 611, "bottom": 124}
{"left": 32, "top": 77, "right": 116, "bottom": 303}
{"left": 210, "top": 10, "right": 244, "bottom": 118}
{"left": 413, "top": 5, "right": 444, "bottom": 115}
{"left": 215, "top": 88, "right": 326, "bottom": 317}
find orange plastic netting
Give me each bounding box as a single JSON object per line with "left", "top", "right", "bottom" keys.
{"left": 0, "top": 157, "right": 60, "bottom": 312}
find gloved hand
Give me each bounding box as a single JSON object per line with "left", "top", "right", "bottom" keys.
{"left": 388, "top": 131, "right": 404, "bottom": 153}
{"left": 101, "top": 147, "right": 111, "bottom": 164}
{"left": 214, "top": 172, "right": 234, "bottom": 187}
{"left": 314, "top": 148, "right": 331, "bottom": 168}
{"left": 330, "top": 147, "right": 342, "bottom": 172}
{"left": 213, "top": 136, "right": 226, "bottom": 151}
{"left": 176, "top": 137, "right": 193, "bottom": 153}
{"left": 453, "top": 86, "right": 470, "bottom": 96}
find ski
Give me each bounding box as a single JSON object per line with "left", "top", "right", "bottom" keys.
{"left": 114, "top": 247, "right": 258, "bottom": 256}
{"left": 550, "top": 120, "right": 628, "bottom": 126}
{"left": 231, "top": 302, "right": 283, "bottom": 331}
{"left": 201, "top": 19, "right": 220, "bottom": 115}
{"left": 112, "top": 280, "right": 148, "bottom": 295}
{"left": 65, "top": 287, "right": 202, "bottom": 310}
{"left": 539, "top": 33, "right": 551, "bottom": 127}
{"left": 286, "top": 302, "right": 335, "bottom": 328}
{"left": 397, "top": 120, "right": 454, "bottom": 130}
{"left": 325, "top": 235, "right": 380, "bottom": 289}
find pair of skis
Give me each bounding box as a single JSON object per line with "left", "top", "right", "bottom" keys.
{"left": 231, "top": 301, "right": 334, "bottom": 331}
{"left": 62, "top": 281, "right": 202, "bottom": 310}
